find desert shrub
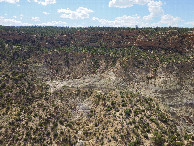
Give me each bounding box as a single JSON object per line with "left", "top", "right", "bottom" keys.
{"left": 143, "top": 132, "right": 148, "bottom": 139}
{"left": 134, "top": 124, "right": 139, "bottom": 129}
{"left": 146, "top": 128, "right": 151, "bottom": 133}
{"left": 0, "top": 82, "right": 6, "bottom": 89}
{"left": 46, "top": 131, "right": 50, "bottom": 136}
{"left": 150, "top": 116, "right": 155, "bottom": 122}
{"left": 111, "top": 100, "right": 116, "bottom": 107}
{"left": 120, "top": 91, "right": 124, "bottom": 98}
{"left": 152, "top": 130, "right": 165, "bottom": 146}
{"left": 158, "top": 112, "right": 168, "bottom": 123}
{"left": 132, "top": 118, "right": 136, "bottom": 124}
{"left": 174, "top": 141, "right": 184, "bottom": 146}
{"left": 121, "top": 102, "right": 127, "bottom": 107}
{"left": 39, "top": 121, "right": 43, "bottom": 127}
{"left": 95, "top": 122, "right": 99, "bottom": 127}
{"left": 53, "top": 131, "right": 58, "bottom": 139}
{"left": 0, "top": 39, "right": 5, "bottom": 48}
{"left": 26, "top": 131, "right": 31, "bottom": 137}
{"left": 59, "top": 119, "right": 64, "bottom": 125}
{"left": 65, "top": 122, "right": 73, "bottom": 129}
{"left": 184, "top": 133, "right": 192, "bottom": 140}
{"left": 106, "top": 105, "right": 112, "bottom": 111}
{"left": 129, "top": 137, "right": 141, "bottom": 146}
{"left": 125, "top": 109, "right": 132, "bottom": 116}
{"left": 44, "top": 97, "right": 49, "bottom": 101}
{"left": 134, "top": 108, "right": 141, "bottom": 116}
{"left": 53, "top": 121, "right": 58, "bottom": 127}
{"left": 83, "top": 129, "right": 89, "bottom": 136}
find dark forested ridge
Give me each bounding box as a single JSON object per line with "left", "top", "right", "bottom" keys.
{"left": 1, "top": 26, "right": 194, "bottom": 53}
{"left": 0, "top": 26, "right": 193, "bottom": 145}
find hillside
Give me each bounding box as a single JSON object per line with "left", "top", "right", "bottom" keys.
{"left": 0, "top": 26, "right": 193, "bottom": 145}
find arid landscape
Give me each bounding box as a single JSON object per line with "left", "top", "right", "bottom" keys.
{"left": 0, "top": 26, "right": 193, "bottom": 145}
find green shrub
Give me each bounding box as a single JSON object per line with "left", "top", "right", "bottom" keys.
{"left": 59, "top": 119, "right": 64, "bottom": 125}
{"left": 134, "top": 124, "right": 139, "bottom": 129}
{"left": 111, "top": 100, "right": 116, "bottom": 107}
{"left": 150, "top": 116, "right": 155, "bottom": 122}
{"left": 174, "top": 141, "right": 184, "bottom": 146}
{"left": 44, "top": 97, "right": 49, "bottom": 101}
{"left": 53, "top": 121, "right": 58, "bottom": 127}
{"left": 184, "top": 133, "right": 192, "bottom": 140}
{"left": 46, "top": 131, "right": 50, "bottom": 136}
{"left": 66, "top": 122, "right": 73, "bottom": 129}
{"left": 143, "top": 133, "right": 148, "bottom": 139}
{"left": 132, "top": 118, "right": 136, "bottom": 124}
{"left": 146, "top": 128, "right": 151, "bottom": 133}
{"left": 124, "top": 109, "right": 132, "bottom": 116}
{"left": 53, "top": 131, "right": 58, "bottom": 139}
{"left": 152, "top": 131, "right": 165, "bottom": 146}
{"left": 158, "top": 112, "right": 167, "bottom": 123}
{"left": 0, "top": 82, "right": 6, "bottom": 89}
{"left": 26, "top": 131, "right": 31, "bottom": 137}
{"left": 106, "top": 105, "right": 112, "bottom": 111}
{"left": 121, "top": 102, "right": 127, "bottom": 107}
{"left": 129, "top": 137, "right": 141, "bottom": 146}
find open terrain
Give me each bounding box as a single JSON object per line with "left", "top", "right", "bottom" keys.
{"left": 0, "top": 26, "right": 193, "bottom": 145}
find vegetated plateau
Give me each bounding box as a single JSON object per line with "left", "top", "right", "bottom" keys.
{"left": 0, "top": 26, "right": 193, "bottom": 145}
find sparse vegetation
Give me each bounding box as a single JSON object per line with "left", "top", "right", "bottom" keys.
{"left": 0, "top": 26, "right": 193, "bottom": 145}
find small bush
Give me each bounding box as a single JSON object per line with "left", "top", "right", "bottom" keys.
{"left": 66, "top": 122, "right": 73, "bottom": 129}
{"left": 106, "top": 105, "right": 112, "bottom": 111}
{"left": 46, "top": 131, "right": 50, "bottom": 136}
{"left": 125, "top": 109, "right": 132, "bottom": 116}
{"left": 121, "top": 102, "right": 127, "bottom": 107}
{"left": 59, "top": 119, "right": 64, "bottom": 125}
{"left": 26, "top": 131, "right": 31, "bottom": 137}
{"left": 143, "top": 133, "right": 148, "bottom": 139}
{"left": 111, "top": 100, "right": 116, "bottom": 107}
{"left": 0, "top": 82, "right": 6, "bottom": 89}
{"left": 152, "top": 131, "right": 165, "bottom": 146}
{"left": 158, "top": 112, "right": 167, "bottom": 123}
{"left": 53, "top": 121, "right": 58, "bottom": 127}
{"left": 53, "top": 131, "right": 58, "bottom": 139}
